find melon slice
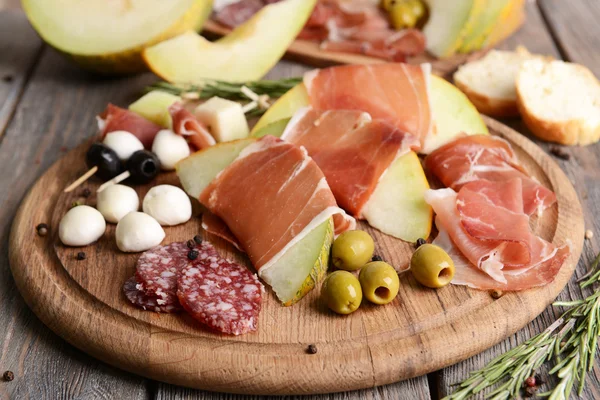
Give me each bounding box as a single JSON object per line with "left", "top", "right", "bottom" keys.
{"left": 485, "top": 0, "right": 525, "bottom": 48}
{"left": 422, "top": 0, "right": 483, "bottom": 58}
{"left": 252, "top": 118, "right": 291, "bottom": 138}
{"left": 22, "top": 0, "right": 213, "bottom": 74}
{"left": 361, "top": 152, "right": 432, "bottom": 241}
{"left": 176, "top": 139, "right": 333, "bottom": 305}
{"left": 423, "top": 75, "right": 489, "bottom": 153}
{"left": 129, "top": 91, "right": 181, "bottom": 127}
{"left": 144, "top": 0, "right": 316, "bottom": 83}
{"left": 251, "top": 83, "right": 309, "bottom": 135}
{"left": 459, "top": 0, "right": 512, "bottom": 53}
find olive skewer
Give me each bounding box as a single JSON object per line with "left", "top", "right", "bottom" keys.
{"left": 97, "top": 150, "right": 160, "bottom": 192}
{"left": 64, "top": 143, "right": 123, "bottom": 193}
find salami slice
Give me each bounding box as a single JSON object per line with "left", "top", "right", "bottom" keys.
{"left": 135, "top": 241, "right": 218, "bottom": 303}
{"left": 123, "top": 276, "right": 181, "bottom": 313}
{"left": 177, "top": 255, "right": 263, "bottom": 335}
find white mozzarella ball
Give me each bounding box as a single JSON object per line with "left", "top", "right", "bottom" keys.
{"left": 115, "top": 212, "right": 165, "bottom": 252}
{"left": 142, "top": 185, "right": 192, "bottom": 226}
{"left": 59, "top": 205, "right": 106, "bottom": 247}
{"left": 96, "top": 184, "right": 139, "bottom": 223}
{"left": 103, "top": 131, "right": 144, "bottom": 161}
{"left": 151, "top": 129, "right": 190, "bottom": 170}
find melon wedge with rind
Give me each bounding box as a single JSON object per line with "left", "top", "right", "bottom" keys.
{"left": 361, "top": 152, "right": 432, "bottom": 242}
{"left": 129, "top": 91, "right": 181, "bottom": 128}
{"left": 22, "top": 0, "right": 213, "bottom": 75}
{"left": 485, "top": 0, "right": 525, "bottom": 48}
{"left": 422, "top": 0, "right": 481, "bottom": 58}
{"left": 252, "top": 118, "right": 292, "bottom": 139}
{"left": 423, "top": 75, "right": 489, "bottom": 154}
{"left": 459, "top": 0, "right": 512, "bottom": 53}
{"left": 175, "top": 138, "right": 333, "bottom": 305}
{"left": 251, "top": 83, "right": 309, "bottom": 135}
{"left": 143, "top": 0, "right": 317, "bottom": 83}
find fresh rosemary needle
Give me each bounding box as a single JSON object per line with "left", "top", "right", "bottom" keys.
{"left": 444, "top": 252, "right": 600, "bottom": 400}
{"left": 146, "top": 78, "right": 303, "bottom": 116}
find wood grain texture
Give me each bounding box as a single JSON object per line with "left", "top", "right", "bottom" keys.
{"left": 202, "top": 20, "right": 489, "bottom": 79}
{"left": 0, "top": 10, "right": 43, "bottom": 138}
{"left": 539, "top": 0, "right": 600, "bottom": 76}
{"left": 439, "top": 1, "right": 600, "bottom": 398}
{"left": 0, "top": 46, "right": 154, "bottom": 399}
{"left": 8, "top": 116, "right": 583, "bottom": 395}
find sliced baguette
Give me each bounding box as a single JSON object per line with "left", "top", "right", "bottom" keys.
{"left": 453, "top": 47, "right": 550, "bottom": 117}
{"left": 516, "top": 59, "right": 600, "bottom": 146}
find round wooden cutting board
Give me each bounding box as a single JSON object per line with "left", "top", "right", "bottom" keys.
{"left": 9, "top": 116, "right": 584, "bottom": 395}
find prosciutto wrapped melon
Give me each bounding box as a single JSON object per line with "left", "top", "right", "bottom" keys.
{"left": 177, "top": 136, "right": 354, "bottom": 305}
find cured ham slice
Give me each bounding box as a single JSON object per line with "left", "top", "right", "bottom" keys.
{"left": 425, "top": 135, "right": 556, "bottom": 215}
{"left": 213, "top": 0, "right": 426, "bottom": 61}
{"left": 304, "top": 63, "right": 432, "bottom": 144}
{"left": 282, "top": 107, "right": 420, "bottom": 217}
{"left": 201, "top": 211, "right": 243, "bottom": 251}
{"left": 97, "top": 104, "right": 162, "bottom": 149}
{"left": 425, "top": 181, "right": 569, "bottom": 289}
{"left": 199, "top": 135, "right": 355, "bottom": 271}
{"left": 433, "top": 226, "right": 571, "bottom": 291}
{"left": 168, "top": 103, "right": 216, "bottom": 151}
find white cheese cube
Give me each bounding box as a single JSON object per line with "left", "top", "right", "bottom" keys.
{"left": 194, "top": 97, "right": 249, "bottom": 143}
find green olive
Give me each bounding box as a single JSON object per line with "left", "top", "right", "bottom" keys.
{"left": 383, "top": 0, "right": 426, "bottom": 30}
{"left": 331, "top": 230, "right": 375, "bottom": 271}
{"left": 358, "top": 262, "right": 400, "bottom": 305}
{"left": 410, "top": 244, "right": 455, "bottom": 288}
{"left": 321, "top": 271, "right": 363, "bottom": 315}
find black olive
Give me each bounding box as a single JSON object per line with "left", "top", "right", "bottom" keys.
{"left": 86, "top": 143, "right": 123, "bottom": 180}
{"left": 126, "top": 150, "right": 160, "bottom": 184}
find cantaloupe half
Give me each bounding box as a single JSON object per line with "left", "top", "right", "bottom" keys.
{"left": 144, "top": 0, "right": 317, "bottom": 83}
{"left": 459, "top": 0, "right": 512, "bottom": 53}
{"left": 22, "top": 0, "right": 213, "bottom": 75}
{"left": 176, "top": 139, "right": 333, "bottom": 306}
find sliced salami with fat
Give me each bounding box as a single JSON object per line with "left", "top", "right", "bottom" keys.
{"left": 177, "top": 255, "right": 263, "bottom": 335}
{"left": 123, "top": 276, "right": 181, "bottom": 313}
{"left": 135, "top": 241, "right": 218, "bottom": 303}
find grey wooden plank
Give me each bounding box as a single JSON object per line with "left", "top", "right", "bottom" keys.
{"left": 155, "top": 379, "right": 431, "bottom": 400}
{"left": 0, "top": 43, "right": 156, "bottom": 400}
{"left": 539, "top": 0, "right": 600, "bottom": 76}
{"left": 0, "top": 10, "right": 43, "bottom": 138}
{"left": 154, "top": 59, "right": 432, "bottom": 400}
{"left": 439, "top": 1, "right": 600, "bottom": 399}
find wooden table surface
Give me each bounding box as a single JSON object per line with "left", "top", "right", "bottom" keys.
{"left": 1, "top": 1, "right": 599, "bottom": 399}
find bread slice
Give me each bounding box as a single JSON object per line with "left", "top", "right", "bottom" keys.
{"left": 453, "top": 47, "right": 549, "bottom": 117}
{"left": 516, "top": 59, "right": 600, "bottom": 145}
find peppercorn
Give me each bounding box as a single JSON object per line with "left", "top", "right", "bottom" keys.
{"left": 525, "top": 376, "right": 536, "bottom": 387}
{"left": 188, "top": 250, "right": 199, "bottom": 260}
{"left": 549, "top": 146, "right": 570, "bottom": 160}
{"left": 186, "top": 239, "right": 195, "bottom": 249}
{"left": 81, "top": 188, "right": 91, "bottom": 198}
{"left": 372, "top": 255, "right": 383, "bottom": 262}
{"left": 3, "top": 371, "right": 14, "bottom": 382}
{"left": 76, "top": 252, "right": 86, "bottom": 261}
{"left": 193, "top": 235, "right": 203, "bottom": 244}
{"left": 36, "top": 223, "right": 48, "bottom": 236}
{"left": 490, "top": 289, "right": 504, "bottom": 299}
{"left": 523, "top": 385, "right": 537, "bottom": 397}
{"left": 415, "top": 238, "right": 426, "bottom": 248}
{"left": 307, "top": 344, "right": 317, "bottom": 354}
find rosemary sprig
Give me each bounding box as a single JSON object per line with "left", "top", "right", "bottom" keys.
{"left": 444, "top": 252, "right": 600, "bottom": 400}
{"left": 146, "top": 78, "right": 302, "bottom": 116}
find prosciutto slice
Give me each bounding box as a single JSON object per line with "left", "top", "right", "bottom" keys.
{"left": 425, "top": 181, "right": 569, "bottom": 289}
{"left": 168, "top": 103, "right": 216, "bottom": 151}
{"left": 433, "top": 227, "right": 570, "bottom": 291}
{"left": 425, "top": 135, "right": 556, "bottom": 215}
{"left": 97, "top": 104, "right": 162, "bottom": 149}
{"left": 282, "top": 107, "right": 420, "bottom": 217}
{"left": 199, "top": 136, "right": 355, "bottom": 272}
{"left": 304, "top": 63, "right": 432, "bottom": 145}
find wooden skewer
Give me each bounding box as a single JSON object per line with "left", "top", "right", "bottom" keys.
{"left": 241, "top": 101, "right": 258, "bottom": 113}
{"left": 240, "top": 85, "right": 259, "bottom": 101}
{"left": 64, "top": 166, "right": 98, "bottom": 193}
{"left": 97, "top": 170, "right": 131, "bottom": 193}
